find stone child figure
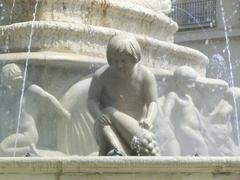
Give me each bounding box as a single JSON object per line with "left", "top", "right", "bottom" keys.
{"left": 206, "top": 87, "right": 240, "bottom": 155}
{"left": 88, "top": 34, "right": 160, "bottom": 156}
{"left": 0, "top": 63, "right": 71, "bottom": 157}
{"left": 163, "top": 66, "right": 208, "bottom": 156}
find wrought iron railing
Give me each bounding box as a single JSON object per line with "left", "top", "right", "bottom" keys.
{"left": 171, "top": 0, "right": 217, "bottom": 30}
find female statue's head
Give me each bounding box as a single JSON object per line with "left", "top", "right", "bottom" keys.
{"left": 1, "top": 63, "right": 23, "bottom": 93}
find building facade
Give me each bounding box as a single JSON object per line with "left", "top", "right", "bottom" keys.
{"left": 172, "top": 0, "right": 240, "bottom": 86}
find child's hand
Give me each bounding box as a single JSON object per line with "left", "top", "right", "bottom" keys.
{"left": 139, "top": 119, "right": 152, "bottom": 130}
{"left": 102, "top": 107, "right": 117, "bottom": 116}
{"left": 97, "top": 114, "right": 111, "bottom": 125}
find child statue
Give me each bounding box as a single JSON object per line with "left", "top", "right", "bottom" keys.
{"left": 206, "top": 87, "right": 240, "bottom": 156}
{"left": 0, "top": 63, "right": 71, "bottom": 156}
{"left": 88, "top": 34, "right": 160, "bottom": 156}
{"left": 162, "top": 66, "right": 209, "bottom": 156}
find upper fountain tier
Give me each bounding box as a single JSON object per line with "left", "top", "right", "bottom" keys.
{"left": 2, "top": 0, "right": 175, "bottom": 42}
{"left": 0, "top": 0, "right": 208, "bottom": 76}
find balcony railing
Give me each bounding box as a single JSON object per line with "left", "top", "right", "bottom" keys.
{"left": 171, "top": 0, "right": 217, "bottom": 30}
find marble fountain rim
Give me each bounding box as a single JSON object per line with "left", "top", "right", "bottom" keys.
{"left": 0, "top": 157, "right": 239, "bottom": 174}
{"left": 0, "top": 21, "right": 209, "bottom": 66}
{"left": 4, "top": 0, "right": 178, "bottom": 40}
{"left": 0, "top": 51, "right": 228, "bottom": 91}
{"left": 0, "top": 51, "right": 208, "bottom": 78}
{"left": 2, "top": 0, "right": 178, "bottom": 41}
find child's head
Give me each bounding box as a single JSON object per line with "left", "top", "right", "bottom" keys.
{"left": 174, "top": 66, "right": 197, "bottom": 91}
{"left": 1, "top": 63, "right": 23, "bottom": 92}
{"left": 106, "top": 34, "right": 141, "bottom": 66}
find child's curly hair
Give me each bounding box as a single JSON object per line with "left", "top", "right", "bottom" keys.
{"left": 1, "top": 63, "right": 23, "bottom": 82}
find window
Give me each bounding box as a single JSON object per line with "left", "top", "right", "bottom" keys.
{"left": 171, "top": 0, "right": 217, "bottom": 30}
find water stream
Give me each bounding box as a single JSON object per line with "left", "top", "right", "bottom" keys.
{"left": 13, "top": 0, "right": 39, "bottom": 157}
{"left": 219, "top": 0, "right": 240, "bottom": 145}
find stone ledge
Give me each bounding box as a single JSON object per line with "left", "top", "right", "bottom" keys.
{"left": 175, "top": 28, "right": 240, "bottom": 43}
{"left": 0, "top": 157, "right": 239, "bottom": 174}
{"left": 1, "top": 0, "right": 177, "bottom": 41}
{"left": 0, "top": 19, "right": 208, "bottom": 76}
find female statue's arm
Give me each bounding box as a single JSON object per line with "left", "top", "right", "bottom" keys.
{"left": 28, "top": 84, "right": 71, "bottom": 120}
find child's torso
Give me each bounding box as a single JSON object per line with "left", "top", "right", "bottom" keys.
{"left": 173, "top": 94, "right": 200, "bottom": 129}
{"left": 100, "top": 68, "right": 145, "bottom": 120}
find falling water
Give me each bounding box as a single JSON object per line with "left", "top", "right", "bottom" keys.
{"left": 207, "top": 54, "right": 228, "bottom": 80}
{"left": 219, "top": 0, "right": 240, "bottom": 145}
{"left": 13, "top": 0, "right": 39, "bottom": 157}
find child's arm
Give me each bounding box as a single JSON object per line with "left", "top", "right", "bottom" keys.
{"left": 162, "top": 92, "right": 176, "bottom": 118}
{"left": 28, "top": 85, "right": 71, "bottom": 120}
{"left": 88, "top": 69, "right": 111, "bottom": 125}
{"left": 141, "top": 69, "right": 158, "bottom": 129}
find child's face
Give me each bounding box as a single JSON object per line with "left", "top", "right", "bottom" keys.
{"left": 111, "top": 53, "right": 137, "bottom": 78}
{"left": 177, "top": 77, "right": 196, "bottom": 92}
{"left": 1, "top": 76, "right": 22, "bottom": 94}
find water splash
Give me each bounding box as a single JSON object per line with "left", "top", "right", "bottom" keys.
{"left": 207, "top": 54, "right": 228, "bottom": 80}
{"left": 13, "top": 0, "right": 39, "bottom": 157}
{"left": 226, "top": 1, "right": 239, "bottom": 23}
{"left": 219, "top": 0, "right": 240, "bottom": 145}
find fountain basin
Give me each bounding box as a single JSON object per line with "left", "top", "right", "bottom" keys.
{"left": 0, "top": 0, "right": 237, "bottom": 159}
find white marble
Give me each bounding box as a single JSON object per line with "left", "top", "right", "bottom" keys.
{"left": 0, "top": 0, "right": 176, "bottom": 41}
{"left": 0, "top": 0, "right": 238, "bottom": 158}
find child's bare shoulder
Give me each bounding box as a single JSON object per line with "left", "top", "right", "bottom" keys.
{"left": 93, "top": 65, "right": 110, "bottom": 79}
{"left": 139, "top": 65, "right": 156, "bottom": 83}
